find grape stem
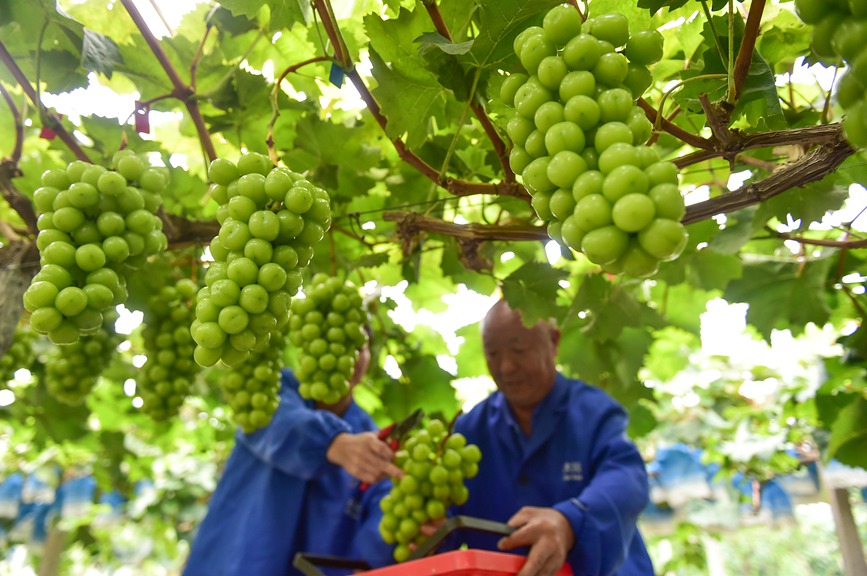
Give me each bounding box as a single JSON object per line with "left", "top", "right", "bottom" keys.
{"left": 265, "top": 56, "right": 331, "bottom": 165}
{"left": 0, "top": 40, "right": 91, "bottom": 162}
{"left": 309, "top": 0, "right": 529, "bottom": 200}
{"left": 0, "top": 84, "right": 23, "bottom": 166}
{"left": 118, "top": 0, "right": 217, "bottom": 164}
{"left": 731, "top": 0, "right": 766, "bottom": 102}
{"left": 654, "top": 74, "right": 727, "bottom": 136}
{"left": 422, "top": 1, "right": 515, "bottom": 183}
{"left": 437, "top": 411, "right": 463, "bottom": 456}
{"left": 637, "top": 98, "right": 713, "bottom": 151}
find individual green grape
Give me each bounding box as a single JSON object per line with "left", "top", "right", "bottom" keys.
{"left": 0, "top": 325, "right": 36, "bottom": 387}
{"left": 288, "top": 274, "right": 367, "bottom": 404}
{"left": 378, "top": 419, "right": 481, "bottom": 560}
{"left": 136, "top": 277, "right": 201, "bottom": 420}
{"left": 194, "top": 154, "right": 332, "bottom": 368}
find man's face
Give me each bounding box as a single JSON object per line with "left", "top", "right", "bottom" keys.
{"left": 482, "top": 303, "right": 559, "bottom": 411}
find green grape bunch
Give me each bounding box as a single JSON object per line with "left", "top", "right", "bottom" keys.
{"left": 22, "top": 151, "right": 169, "bottom": 345}
{"left": 499, "top": 5, "right": 688, "bottom": 277}
{"left": 44, "top": 308, "right": 123, "bottom": 405}
{"left": 137, "top": 277, "right": 201, "bottom": 421}
{"left": 794, "top": 0, "right": 867, "bottom": 147}
{"left": 288, "top": 274, "right": 367, "bottom": 405}
{"left": 1, "top": 325, "right": 36, "bottom": 387}
{"left": 378, "top": 419, "right": 482, "bottom": 563}
{"left": 191, "top": 153, "right": 332, "bottom": 369}
{"left": 220, "top": 332, "right": 287, "bottom": 433}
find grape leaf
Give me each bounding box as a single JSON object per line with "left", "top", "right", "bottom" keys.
{"left": 366, "top": 7, "right": 439, "bottom": 80}
{"left": 710, "top": 207, "right": 760, "bottom": 254}
{"left": 698, "top": 15, "right": 784, "bottom": 128}
{"left": 368, "top": 49, "right": 448, "bottom": 150}
{"left": 822, "top": 395, "right": 867, "bottom": 469}
{"left": 758, "top": 10, "right": 812, "bottom": 72}
{"left": 380, "top": 353, "right": 459, "bottom": 420}
{"left": 637, "top": 0, "right": 691, "bottom": 14}
{"left": 461, "top": 0, "right": 559, "bottom": 71}
{"left": 572, "top": 275, "right": 664, "bottom": 342}
{"left": 218, "top": 0, "right": 308, "bottom": 28}
{"left": 500, "top": 261, "right": 567, "bottom": 326}
{"left": 440, "top": 238, "right": 499, "bottom": 294}
{"left": 81, "top": 29, "right": 121, "bottom": 77}
{"left": 724, "top": 257, "right": 835, "bottom": 340}
{"left": 638, "top": 0, "right": 733, "bottom": 15}
{"left": 416, "top": 32, "right": 474, "bottom": 56}
{"left": 753, "top": 179, "right": 849, "bottom": 231}
{"left": 688, "top": 249, "right": 743, "bottom": 291}
{"left": 453, "top": 323, "right": 489, "bottom": 379}
{"left": 650, "top": 281, "right": 717, "bottom": 334}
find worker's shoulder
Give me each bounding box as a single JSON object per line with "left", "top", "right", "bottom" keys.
{"left": 562, "top": 375, "right": 628, "bottom": 413}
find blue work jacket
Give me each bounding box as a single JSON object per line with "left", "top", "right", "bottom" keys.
{"left": 449, "top": 373, "right": 654, "bottom": 576}
{"left": 184, "top": 369, "right": 392, "bottom": 576}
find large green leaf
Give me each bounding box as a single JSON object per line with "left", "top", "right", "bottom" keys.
{"left": 818, "top": 393, "right": 867, "bottom": 469}
{"left": 80, "top": 29, "right": 121, "bottom": 77}
{"left": 754, "top": 178, "right": 849, "bottom": 231}
{"left": 724, "top": 257, "right": 835, "bottom": 340}
{"left": 461, "top": 0, "right": 559, "bottom": 71}
{"left": 368, "top": 49, "right": 447, "bottom": 150}
{"left": 571, "top": 274, "right": 664, "bottom": 342}
{"left": 379, "top": 352, "right": 459, "bottom": 420}
{"left": 500, "top": 261, "right": 567, "bottom": 326}
{"left": 218, "top": 0, "right": 309, "bottom": 29}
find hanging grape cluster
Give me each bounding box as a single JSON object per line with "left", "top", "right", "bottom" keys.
{"left": 191, "top": 153, "right": 331, "bottom": 369}
{"left": 794, "top": 0, "right": 867, "bottom": 147}
{"left": 219, "top": 332, "right": 287, "bottom": 433}
{"left": 137, "top": 278, "right": 200, "bottom": 420}
{"left": 288, "top": 274, "right": 367, "bottom": 405}
{"left": 1, "top": 325, "right": 36, "bottom": 387}
{"left": 23, "top": 151, "right": 168, "bottom": 344}
{"left": 501, "top": 6, "right": 688, "bottom": 277}
{"left": 378, "top": 419, "right": 482, "bottom": 563}
{"left": 44, "top": 309, "right": 123, "bottom": 405}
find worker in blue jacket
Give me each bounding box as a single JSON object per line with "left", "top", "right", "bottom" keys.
{"left": 184, "top": 339, "right": 401, "bottom": 576}
{"left": 444, "top": 299, "right": 654, "bottom": 576}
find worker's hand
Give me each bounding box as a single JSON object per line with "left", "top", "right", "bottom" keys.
{"left": 418, "top": 517, "right": 447, "bottom": 538}
{"left": 326, "top": 432, "right": 404, "bottom": 484}
{"left": 497, "top": 506, "right": 574, "bottom": 576}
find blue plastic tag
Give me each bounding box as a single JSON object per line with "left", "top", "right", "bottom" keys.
{"left": 329, "top": 62, "right": 345, "bottom": 88}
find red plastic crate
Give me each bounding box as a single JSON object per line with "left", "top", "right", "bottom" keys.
{"left": 294, "top": 517, "right": 574, "bottom": 576}
{"left": 359, "top": 550, "right": 573, "bottom": 576}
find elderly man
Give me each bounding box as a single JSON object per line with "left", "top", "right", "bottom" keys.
{"left": 447, "top": 298, "right": 654, "bottom": 576}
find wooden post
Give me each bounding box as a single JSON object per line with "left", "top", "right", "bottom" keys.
{"left": 38, "top": 529, "right": 66, "bottom": 576}
{"left": 824, "top": 479, "right": 867, "bottom": 576}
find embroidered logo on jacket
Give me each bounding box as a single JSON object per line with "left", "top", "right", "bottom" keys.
{"left": 562, "top": 461, "right": 583, "bottom": 482}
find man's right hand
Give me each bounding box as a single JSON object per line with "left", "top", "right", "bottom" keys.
{"left": 326, "top": 432, "right": 404, "bottom": 484}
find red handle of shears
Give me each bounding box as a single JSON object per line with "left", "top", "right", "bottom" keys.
{"left": 358, "top": 424, "right": 399, "bottom": 492}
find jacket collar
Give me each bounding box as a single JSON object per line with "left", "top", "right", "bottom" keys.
{"left": 493, "top": 372, "right": 573, "bottom": 451}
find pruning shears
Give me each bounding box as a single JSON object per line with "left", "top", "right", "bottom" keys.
{"left": 359, "top": 408, "right": 424, "bottom": 491}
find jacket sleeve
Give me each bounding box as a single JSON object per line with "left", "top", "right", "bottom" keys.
{"left": 235, "top": 370, "right": 351, "bottom": 479}
{"left": 552, "top": 403, "right": 649, "bottom": 576}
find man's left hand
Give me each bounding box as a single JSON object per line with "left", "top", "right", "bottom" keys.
{"left": 497, "top": 506, "right": 575, "bottom": 576}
